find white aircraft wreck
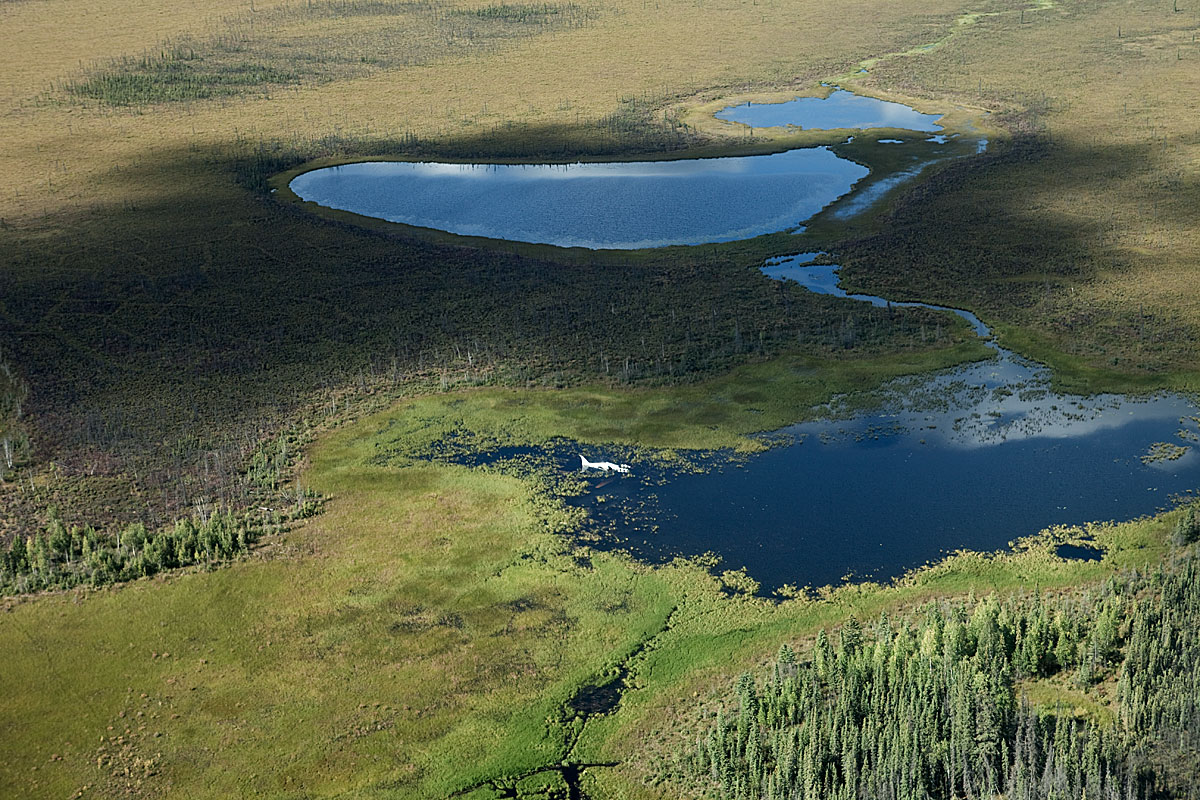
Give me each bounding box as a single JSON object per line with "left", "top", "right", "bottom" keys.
{"left": 579, "top": 455, "right": 631, "bottom": 473}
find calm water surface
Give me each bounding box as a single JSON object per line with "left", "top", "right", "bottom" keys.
{"left": 290, "top": 89, "right": 979, "bottom": 248}
{"left": 290, "top": 148, "right": 868, "bottom": 249}
{"left": 715, "top": 89, "right": 944, "bottom": 131}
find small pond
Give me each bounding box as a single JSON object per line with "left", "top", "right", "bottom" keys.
{"left": 290, "top": 148, "right": 868, "bottom": 249}
{"left": 1056, "top": 544, "right": 1104, "bottom": 562}
{"left": 714, "top": 89, "right": 944, "bottom": 132}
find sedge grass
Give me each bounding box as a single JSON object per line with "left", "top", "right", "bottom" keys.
{"left": 1, "top": 354, "right": 1185, "bottom": 798}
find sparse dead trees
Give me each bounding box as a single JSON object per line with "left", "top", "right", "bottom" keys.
{"left": 0, "top": 355, "right": 30, "bottom": 482}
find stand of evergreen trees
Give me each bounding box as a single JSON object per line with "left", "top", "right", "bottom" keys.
{"left": 0, "top": 498, "right": 320, "bottom": 595}
{"left": 686, "top": 553, "right": 1200, "bottom": 799}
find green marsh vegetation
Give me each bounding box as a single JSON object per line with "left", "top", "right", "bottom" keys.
{"left": 358, "top": 345, "right": 991, "bottom": 460}
{"left": 0, "top": 373, "right": 1186, "bottom": 798}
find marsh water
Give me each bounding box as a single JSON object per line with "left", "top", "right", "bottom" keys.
{"left": 300, "top": 89, "right": 1199, "bottom": 588}
{"left": 462, "top": 343, "right": 1200, "bottom": 592}
{"left": 563, "top": 254, "right": 1200, "bottom": 589}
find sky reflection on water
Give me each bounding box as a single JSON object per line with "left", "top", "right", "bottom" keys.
{"left": 290, "top": 148, "right": 868, "bottom": 249}
{"left": 571, "top": 257, "right": 1200, "bottom": 590}
{"left": 715, "top": 89, "right": 945, "bottom": 131}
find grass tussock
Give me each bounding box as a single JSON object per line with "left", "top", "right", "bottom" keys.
{"left": 62, "top": 0, "right": 593, "bottom": 106}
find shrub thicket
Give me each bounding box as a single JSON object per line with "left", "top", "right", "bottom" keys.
{"left": 0, "top": 499, "right": 319, "bottom": 595}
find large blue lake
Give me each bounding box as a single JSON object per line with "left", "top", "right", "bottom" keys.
{"left": 290, "top": 148, "right": 868, "bottom": 249}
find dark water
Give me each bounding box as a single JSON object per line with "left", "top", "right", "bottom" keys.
{"left": 289, "top": 148, "right": 867, "bottom": 249}
{"left": 626, "top": 252, "right": 1200, "bottom": 589}
{"left": 609, "top": 386, "right": 1199, "bottom": 589}
{"left": 569, "top": 670, "right": 627, "bottom": 715}
{"left": 451, "top": 256, "right": 1200, "bottom": 591}
{"left": 1056, "top": 544, "right": 1104, "bottom": 562}
{"left": 455, "top": 361, "right": 1200, "bottom": 591}
{"left": 715, "top": 89, "right": 944, "bottom": 131}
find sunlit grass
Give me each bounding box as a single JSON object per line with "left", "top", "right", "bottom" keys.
{"left": 2, "top": 356, "right": 1182, "bottom": 797}
{"left": 61, "top": 0, "right": 594, "bottom": 106}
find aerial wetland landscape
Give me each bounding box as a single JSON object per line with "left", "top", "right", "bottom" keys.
{"left": 4, "top": 0, "right": 1200, "bottom": 797}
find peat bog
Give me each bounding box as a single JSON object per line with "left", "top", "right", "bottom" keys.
{"left": 359, "top": 95, "right": 1200, "bottom": 594}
